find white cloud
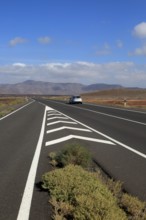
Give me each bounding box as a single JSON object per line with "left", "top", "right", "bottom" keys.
{"left": 0, "top": 61, "right": 146, "bottom": 87}
{"left": 129, "top": 44, "right": 146, "bottom": 56}
{"left": 9, "top": 37, "right": 28, "bottom": 46}
{"left": 133, "top": 22, "right": 146, "bottom": 38}
{"left": 38, "top": 36, "right": 52, "bottom": 44}
{"left": 13, "top": 63, "right": 26, "bottom": 67}
{"left": 130, "top": 23, "right": 146, "bottom": 56}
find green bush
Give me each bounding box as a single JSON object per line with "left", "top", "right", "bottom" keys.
{"left": 42, "top": 164, "right": 127, "bottom": 220}
{"left": 52, "top": 143, "right": 92, "bottom": 168}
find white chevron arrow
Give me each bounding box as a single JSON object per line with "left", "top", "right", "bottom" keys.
{"left": 46, "top": 126, "right": 91, "bottom": 134}
{"left": 47, "top": 120, "right": 77, "bottom": 126}
{"left": 45, "top": 135, "right": 115, "bottom": 146}
{"left": 47, "top": 113, "right": 61, "bottom": 116}
{"left": 47, "top": 116, "right": 68, "bottom": 120}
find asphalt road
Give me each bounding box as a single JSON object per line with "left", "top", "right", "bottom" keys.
{"left": 38, "top": 99, "right": 146, "bottom": 200}
{"left": 0, "top": 101, "right": 45, "bottom": 220}
{"left": 0, "top": 99, "right": 146, "bottom": 220}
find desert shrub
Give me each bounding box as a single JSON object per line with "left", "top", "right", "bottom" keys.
{"left": 106, "top": 178, "right": 123, "bottom": 198}
{"left": 42, "top": 164, "right": 127, "bottom": 220}
{"left": 49, "top": 152, "right": 58, "bottom": 166}
{"left": 121, "top": 193, "right": 146, "bottom": 219}
{"left": 0, "top": 97, "right": 28, "bottom": 118}
{"left": 53, "top": 143, "right": 91, "bottom": 168}
{"left": 49, "top": 152, "right": 57, "bottom": 160}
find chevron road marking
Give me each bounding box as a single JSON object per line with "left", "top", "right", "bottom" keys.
{"left": 47, "top": 116, "right": 68, "bottom": 120}
{"left": 50, "top": 108, "right": 146, "bottom": 159}
{"left": 47, "top": 120, "right": 77, "bottom": 126}
{"left": 46, "top": 126, "right": 92, "bottom": 134}
{"left": 46, "top": 109, "right": 114, "bottom": 147}
{"left": 45, "top": 134, "right": 115, "bottom": 146}
{"left": 47, "top": 113, "right": 61, "bottom": 116}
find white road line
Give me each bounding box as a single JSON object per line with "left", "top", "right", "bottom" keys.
{"left": 71, "top": 105, "right": 146, "bottom": 126}
{"left": 49, "top": 100, "right": 146, "bottom": 126}
{"left": 52, "top": 108, "right": 146, "bottom": 159}
{"left": 16, "top": 106, "right": 51, "bottom": 220}
{"left": 45, "top": 134, "right": 114, "bottom": 146}
{"left": 47, "top": 120, "right": 77, "bottom": 126}
{"left": 0, "top": 100, "right": 34, "bottom": 121}
{"left": 47, "top": 113, "right": 61, "bottom": 116}
{"left": 86, "top": 102, "right": 146, "bottom": 114}
{"left": 46, "top": 126, "right": 92, "bottom": 134}
{"left": 47, "top": 116, "right": 68, "bottom": 120}
{"left": 81, "top": 107, "right": 146, "bottom": 126}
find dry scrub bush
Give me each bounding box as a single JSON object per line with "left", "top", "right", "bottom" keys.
{"left": 98, "top": 175, "right": 146, "bottom": 219}
{"left": 46, "top": 144, "right": 146, "bottom": 219}
{"left": 105, "top": 178, "right": 123, "bottom": 198}
{"left": 0, "top": 97, "right": 28, "bottom": 118}
{"left": 121, "top": 193, "right": 146, "bottom": 220}
{"left": 42, "top": 164, "right": 127, "bottom": 220}
{"left": 49, "top": 143, "right": 92, "bottom": 168}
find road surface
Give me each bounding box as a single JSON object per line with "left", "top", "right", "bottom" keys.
{"left": 0, "top": 99, "right": 146, "bottom": 220}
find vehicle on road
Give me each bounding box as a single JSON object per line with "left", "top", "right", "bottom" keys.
{"left": 69, "top": 95, "right": 82, "bottom": 104}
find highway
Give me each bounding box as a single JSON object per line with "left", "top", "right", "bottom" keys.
{"left": 39, "top": 99, "right": 146, "bottom": 199}
{"left": 0, "top": 99, "right": 146, "bottom": 219}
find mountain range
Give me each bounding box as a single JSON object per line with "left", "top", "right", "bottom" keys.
{"left": 0, "top": 80, "right": 123, "bottom": 95}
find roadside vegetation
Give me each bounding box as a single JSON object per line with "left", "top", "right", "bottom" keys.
{"left": 42, "top": 143, "right": 146, "bottom": 220}
{"left": 82, "top": 88, "right": 146, "bottom": 110}
{"left": 0, "top": 96, "right": 29, "bottom": 118}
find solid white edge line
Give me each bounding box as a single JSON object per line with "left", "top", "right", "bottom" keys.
{"left": 16, "top": 106, "right": 51, "bottom": 220}
{"left": 80, "top": 107, "right": 146, "bottom": 126}
{"left": 85, "top": 102, "right": 146, "bottom": 114}
{"left": 69, "top": 105, "right": 146, "bottom": 126}
{"left": 0, "top": 100, "right": 35, "bottom": 121}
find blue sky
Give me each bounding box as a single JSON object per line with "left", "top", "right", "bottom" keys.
{"left": 0, "top": 0, "right": 146, "bottom": 87}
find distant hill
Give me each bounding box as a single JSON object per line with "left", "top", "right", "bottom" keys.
{"left": 0, "top": 80, "right": 123, "bottom": 95}
{"left": 83, "top": 83, "right": 122, "bottom": 91}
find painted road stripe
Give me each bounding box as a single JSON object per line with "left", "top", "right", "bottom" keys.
{"left": 46, "top": 126, "right": 92, "bottom": 134}
{"left": 47, "top": 113, "right": 61, "bottom": 116}
{"left": 47, "top": 120, "right": 77, "bottom": 126}
{"left": 47, "top": 116, "right": 68, "bottom": 120}
{"left": 86, "top": 102, "right": 146, "bottom": 115}
{"left": 45, "top": 134, "right": 114, "bottom": 146}
{"left": 16, "top": 106, "right": 51, "bottom": 220}
{"left": 78, "top": 107, "right": 146, "bottom": 126}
